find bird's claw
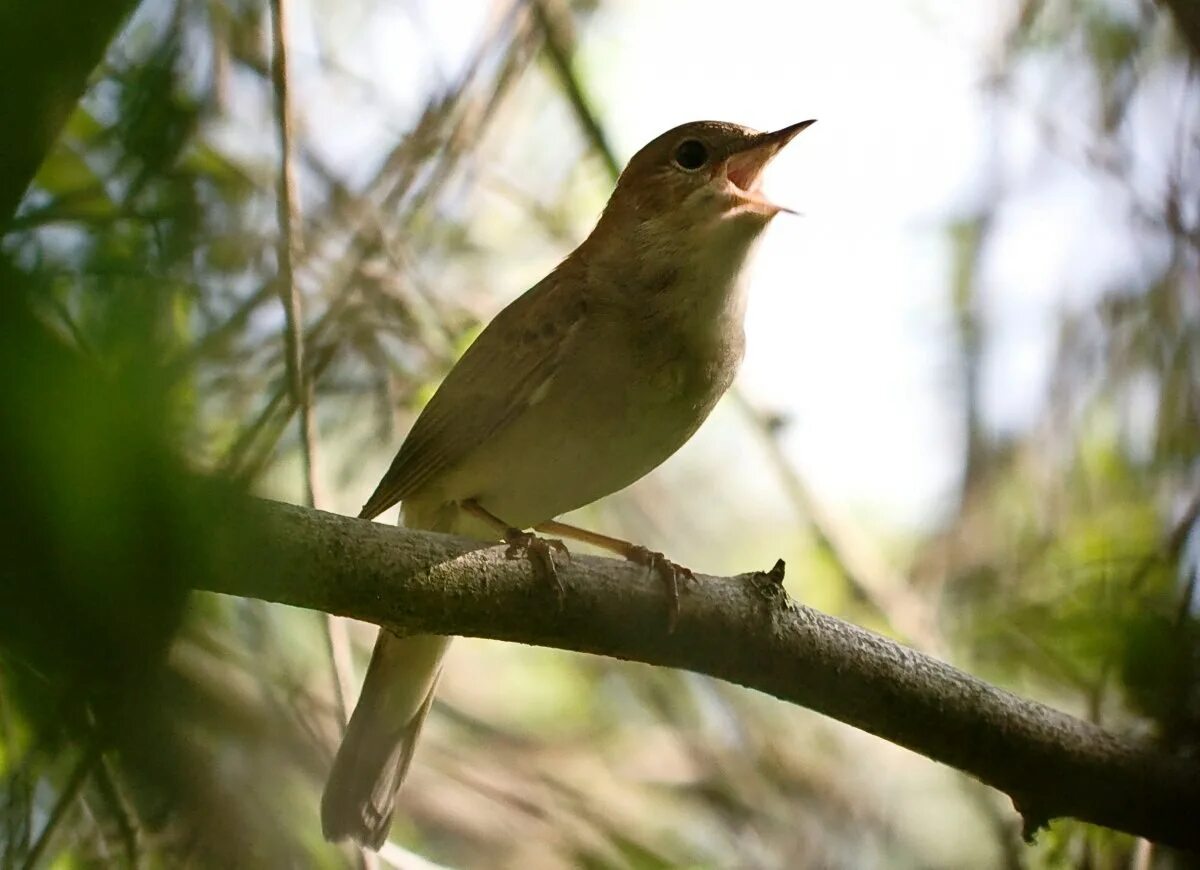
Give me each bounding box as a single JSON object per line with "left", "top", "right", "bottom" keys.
{"left": 624, "top": 545, "right": 694, "bottom": 631}
{"left": 504, "top": 529, "right": 568, "bottom": 604}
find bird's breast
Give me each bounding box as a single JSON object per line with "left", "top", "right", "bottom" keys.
{"left": 427, "top": 255, "right": 751, "bottom": 527}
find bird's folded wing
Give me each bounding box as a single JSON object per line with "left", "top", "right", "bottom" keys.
{"left": 358, "top": 271, "right": 587, "bottom": 520}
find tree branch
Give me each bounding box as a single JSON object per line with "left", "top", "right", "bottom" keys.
{"left": 205, "top": 498, "right": 1200, "bottom": 851}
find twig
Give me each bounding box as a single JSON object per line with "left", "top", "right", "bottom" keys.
{"left": 269, "top": 0, "right": 320, "bottom": 509}
{"left": 323, "top": 616, "right": 359, "bottom": 725}
{"left": 21, "top": 745, "right": 101, "bottom": 870}
{"left": 93, "top": 753, "right": 140, "bottom": 868}
{"left": 1129, "top": 486, "right": 1200, "bottom": 590}
{"left": 167, "top": 281, "right": 276, "bottom": 379}
{"left": 529, "top": 0, "right": 620, "bottom": 181}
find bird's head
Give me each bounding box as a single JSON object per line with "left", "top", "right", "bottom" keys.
{"left": 594, "top": 119, "right": 815, "bottom": 246}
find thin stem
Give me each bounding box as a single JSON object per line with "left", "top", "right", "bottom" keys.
{"left": 21, "top": 745, "right": 100, "bottom": 870}
{"left": 93, "top": 753, "right": 139, "bottom": 868}
{"left": 269, "top": 0, "right": 319, "bottom": 509}
{"left": 529, "top": 0, "right": 620, "bottom": 181}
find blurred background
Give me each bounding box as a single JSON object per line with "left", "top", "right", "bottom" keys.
{"left": 2, "top": 0, "right": 1198, "bottom": 867}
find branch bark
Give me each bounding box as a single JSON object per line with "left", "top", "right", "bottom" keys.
{"left": 205, "top": 498, "right": 1200, "bottom": 851}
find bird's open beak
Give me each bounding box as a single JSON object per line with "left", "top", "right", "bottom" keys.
{"left": 724, "top": 119, "right": 815, "bottom": 215}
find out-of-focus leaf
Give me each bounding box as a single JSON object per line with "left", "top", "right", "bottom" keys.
{"left": 1084, "top": 11, "right": 1140, "bottom": 70}
{"left": 35, "top": 148, "right": 100, "bottom": 197}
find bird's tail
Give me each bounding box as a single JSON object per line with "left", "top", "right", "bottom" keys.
{"left": 320, "top": 629, "right": 450, "bottom": 848}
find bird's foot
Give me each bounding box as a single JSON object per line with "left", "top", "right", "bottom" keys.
{"left": 623, "top": 546, "right": 694, "bottom": 631}
{"left": 504, "top": 528, "right": 569, "bottom": 604}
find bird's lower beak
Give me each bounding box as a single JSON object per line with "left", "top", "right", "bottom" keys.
{"left": 724, "top": 119, "right": 815, "bottom": 215}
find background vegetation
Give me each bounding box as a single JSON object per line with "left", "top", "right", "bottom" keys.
{"left": 1, "top": 0, "right": 1197, "bottom": 867}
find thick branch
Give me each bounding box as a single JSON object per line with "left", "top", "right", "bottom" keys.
{"left": 207, "top": 499, "right": 1200, "bottom": 851}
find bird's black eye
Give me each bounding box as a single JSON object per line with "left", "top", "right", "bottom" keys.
{"left": 673, "top": 139, "right": 708, "bottom": 171}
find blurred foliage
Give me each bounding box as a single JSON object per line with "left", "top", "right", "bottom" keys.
{"left": 0, "top": 0, "right": 1198, "bottom": 867}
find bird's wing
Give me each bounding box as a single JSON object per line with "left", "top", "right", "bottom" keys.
{"left": 358, "top": 270, "right": 588, "bottom": 520}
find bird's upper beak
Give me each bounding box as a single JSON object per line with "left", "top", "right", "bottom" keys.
{"left": 723, "top": 119, "right": 815, "bottom": 215}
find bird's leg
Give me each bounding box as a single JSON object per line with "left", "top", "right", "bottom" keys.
{"left": 460, "top": 499, "right": 568, "bottom": 603}
{"left": 534, "top": 520, "right": 693, "bottom": 630}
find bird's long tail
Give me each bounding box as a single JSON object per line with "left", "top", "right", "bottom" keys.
{"left": 321, "top": 501, "right": 455, "bottom": 849}
{"left": 321, "top": 630, "right": 450, "bottom": 848}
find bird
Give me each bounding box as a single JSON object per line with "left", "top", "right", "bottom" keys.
{"left": 321, "top": 118, "right": 814, "bottom": 849}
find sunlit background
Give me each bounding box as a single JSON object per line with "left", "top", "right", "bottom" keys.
{"left": 3, "top": 0, "right": 1199, "bottom": 867}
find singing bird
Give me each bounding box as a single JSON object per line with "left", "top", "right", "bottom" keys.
{"left": 321, "top": 118, "right": 814, "bottom": 848}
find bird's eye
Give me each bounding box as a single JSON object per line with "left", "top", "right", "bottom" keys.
{"left": 672, "top": 139, "right": 709, "bottom": 171}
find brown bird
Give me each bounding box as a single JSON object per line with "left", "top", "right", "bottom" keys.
{"left": 321, "top": 118, "right": 814, "bottom": 848}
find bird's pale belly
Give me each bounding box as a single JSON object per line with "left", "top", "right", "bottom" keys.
{"left": 425, "top": 331, "right": 739, "bottom": 531}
